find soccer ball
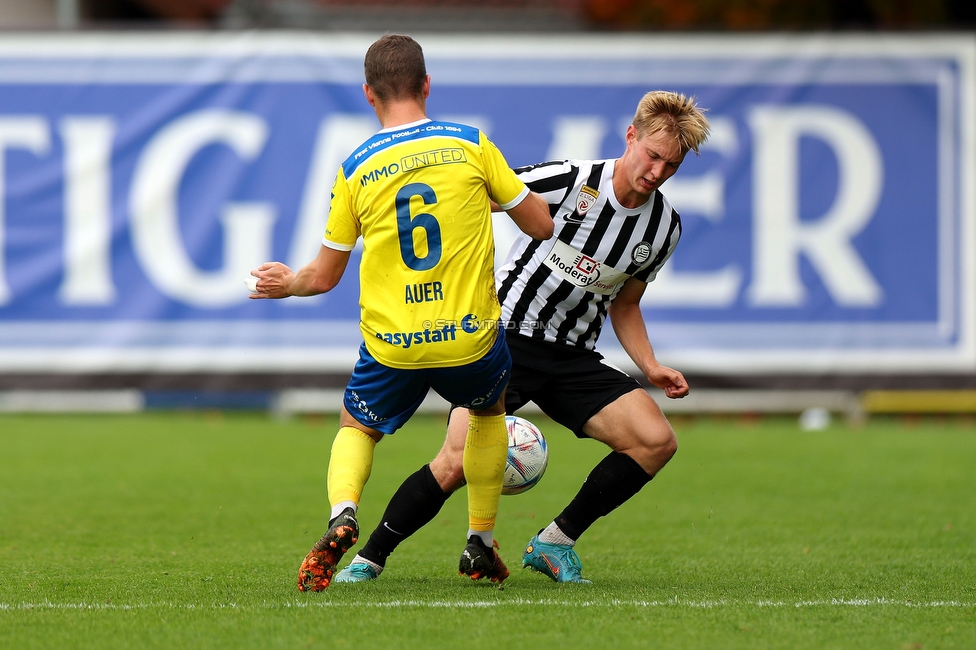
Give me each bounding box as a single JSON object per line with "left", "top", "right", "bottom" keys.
{"left": 502, "top": 415, "right": 549, "bottom": 495}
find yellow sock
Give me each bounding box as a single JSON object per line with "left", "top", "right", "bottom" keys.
{"left": 327, "top": 427, "right": 377, "bottom": 508}
{"left": 463, "top": 413, "right": 508, "bottom": 532}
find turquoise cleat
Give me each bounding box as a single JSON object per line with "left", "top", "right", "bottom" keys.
{"left": 333, "top": 562, "right": 380, "bottom": 583}
{"left": 522, "top": 534, "right": 591, "bottom": 584}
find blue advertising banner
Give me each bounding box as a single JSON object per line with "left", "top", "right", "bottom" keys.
{"left": 0, "top": 33, "right": 972, "bottom": 373}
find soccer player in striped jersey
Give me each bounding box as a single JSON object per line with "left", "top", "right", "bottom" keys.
{"left": 335, "top": 90, "right": 710, "bottom": 585}
{"left": 248, "top": 34, "right": 552, "bottom": 591}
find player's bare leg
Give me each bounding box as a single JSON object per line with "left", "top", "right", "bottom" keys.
{"left": 583, "top": 388, "right": 677, "bottom": 474}
{"left": 429, "top": 408, "right": 470, "bottom": 491}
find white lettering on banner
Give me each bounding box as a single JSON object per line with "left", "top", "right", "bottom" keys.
{"left": 129, "top": 110, "right": 276, "bottom": 308}
{"left": 59, "top": 117, "right": 117, "bottom": 305}
{"left": 644, "top": 117, "right": 743, "bottom": 307}
{"left": 0, "top": 117, "right": 50, "bottom": 305}
{"left": 547, "top": 116, "right": 608, "bottom": 160}
{"left": 543, "top": 238, "right": 627, "bottom": 295}
{"left": 286, "top": 115, "right": 376, "bottom": 277}
{"left": 747, "top": 105, "right": 883, "bottom": 307}
{"left": 0, "top": 108, "right": 893, "bottom": 314}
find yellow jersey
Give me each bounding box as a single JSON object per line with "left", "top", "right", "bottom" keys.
{"left": 324, "top": 119, "right": 529, "bottom": 369}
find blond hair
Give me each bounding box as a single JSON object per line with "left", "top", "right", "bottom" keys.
{"left": 632, "top": 91, "right": 710, "bottom": 154}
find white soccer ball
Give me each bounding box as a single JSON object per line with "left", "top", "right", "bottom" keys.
{"left": 502, "top": 415, "right": 549, "bottom": 495}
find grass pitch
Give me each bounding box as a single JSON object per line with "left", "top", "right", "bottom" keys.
{"left": 1, "top": 410, "right": 974, "bottom": 649}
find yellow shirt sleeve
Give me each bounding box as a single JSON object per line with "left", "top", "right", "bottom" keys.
{"left": 480, "top": 133, "right": 530, "bottom": 210}
{"left": 323, "top": 168, "right": 360, "bottom": 251}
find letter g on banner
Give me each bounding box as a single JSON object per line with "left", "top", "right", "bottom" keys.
{"left": 129, "top": 109, "right": 276, "bottom": 308}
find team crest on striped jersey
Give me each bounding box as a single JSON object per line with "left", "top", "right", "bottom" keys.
{"left": 575, "top": 185, "right": 599, "bottom": 215}
{"left": 632, "top": 241, "right": 652, "bottom": 264}
{"left": 499, "top": 158, "right": 680, "bottom": 351}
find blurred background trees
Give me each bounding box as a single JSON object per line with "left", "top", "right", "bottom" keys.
{"left": 3, "top": 0, "right": 973, "bottom": 30}
{"left": 582, "top": 0, "right": 976, "bottom": 30}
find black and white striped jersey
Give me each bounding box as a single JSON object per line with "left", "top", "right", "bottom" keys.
{"left": 496, "top": 158, "right": 681, "bottom": 349}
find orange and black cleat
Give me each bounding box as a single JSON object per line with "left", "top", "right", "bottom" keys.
{"left": 297, "top": 508, "right": 359, "bottom": 592}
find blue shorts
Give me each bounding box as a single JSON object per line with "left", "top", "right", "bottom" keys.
{"left": 344, "top": 329, "right": 511, "bottom": 435}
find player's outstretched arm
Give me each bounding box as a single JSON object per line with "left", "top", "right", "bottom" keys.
{"left": 608, "top": 277, "right": 689, "bottom": 399}
{"left": 248, "top": 245, "right": 351, "bottom": 299}
{"left": 503, "top": 191, "right": 553, "bottom": 241}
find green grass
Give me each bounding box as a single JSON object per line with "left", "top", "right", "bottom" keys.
{"left": 1, "top": 411, "right": 974, "bottom": 649}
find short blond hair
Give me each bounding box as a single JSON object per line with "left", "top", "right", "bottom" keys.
{"left": 632, "top": 91, "right": 710, "bottom": 154}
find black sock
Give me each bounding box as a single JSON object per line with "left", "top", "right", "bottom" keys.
{"left": 554, "top": 451, "right": 653, "bottom": 541}
{"left": 358, "top": 464, "right": 450, "bottom": 567}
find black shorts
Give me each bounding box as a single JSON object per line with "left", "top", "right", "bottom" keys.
{"left": 504, "top": 333, "right": 642, "bottom": 439}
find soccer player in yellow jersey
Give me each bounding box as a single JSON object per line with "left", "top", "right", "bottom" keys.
{"left": 248, "top": 34, "right": 552, "bottom": 591}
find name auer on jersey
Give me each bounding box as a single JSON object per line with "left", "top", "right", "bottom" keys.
{"left": 405, "top": 281, "right": 444, "bottom": 304}
{"left": 543, "top": 238, "right": 629, "bottom": 296}
{"left": 360, "top": 147, "right": 467, "bottom": 186}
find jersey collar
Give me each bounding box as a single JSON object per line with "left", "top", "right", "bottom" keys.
{"left": 378, "top": 118, "right": 432, "bottom": 133}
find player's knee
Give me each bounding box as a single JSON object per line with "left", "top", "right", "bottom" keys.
{"left": 657, "top": 429, "right": 678, "bottom": 462}
{"left": 634, "top": 426, "right": 677, "bottom": 470}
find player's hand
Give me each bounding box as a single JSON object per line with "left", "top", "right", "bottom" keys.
{"left": 646, "top": 364, "right": 689, "bottom": 399}
{"left": 247, "top": 262, "right": 294, "bottom": 299}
